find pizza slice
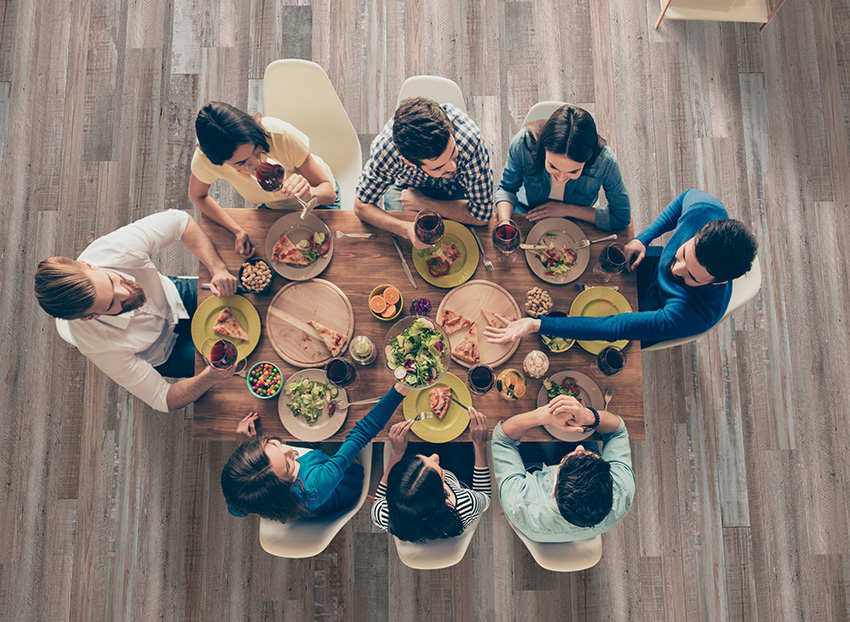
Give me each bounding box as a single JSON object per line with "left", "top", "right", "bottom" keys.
{"left": 271, "top": 233, "right": 309, "bottom": 266}
{"left": 437, "top": 307, "right": 474, "bottom": 334}
{"left": 437, "top": 242, "right": 462, "bottom": 266}
{"left": 481, "top": 308, "right": 517, "bottom": 329}
{"left": 428, "top": 387, "right": 452, "bottom": 420}
{"left": 452, "top": 322, "right": 480, "bottom": 364}
{"left": 212, "top": 307, "right": 249, "bottom": 341}
{"left": 308, "top": 320, "right": 346, "bottom": 357}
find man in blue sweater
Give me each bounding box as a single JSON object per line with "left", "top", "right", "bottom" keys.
{"left": 485, "top": 189, "right": 757, "bottom": 347}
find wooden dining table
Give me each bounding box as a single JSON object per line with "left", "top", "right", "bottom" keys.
{"left": 193, "top": 209, "right": 645, "bottom": 442}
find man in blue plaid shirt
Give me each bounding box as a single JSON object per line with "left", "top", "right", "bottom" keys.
{"left": 354, "top": 97, "right": 495, "bottom": 248}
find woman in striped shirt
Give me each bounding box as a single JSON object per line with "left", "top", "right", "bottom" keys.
{"left": 372, "top": 407, "right": 491, "bottom": 542}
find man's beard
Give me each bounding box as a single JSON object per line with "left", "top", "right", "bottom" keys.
{"left": 118, "top": 278, "right": 147, "bottom": 313}
{"left": 665, "top": 258, "right": 687, "bottom": 287}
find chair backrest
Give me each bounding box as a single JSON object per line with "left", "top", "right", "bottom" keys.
{"left": 258, "top": 444, "right": 373, "bottom": 558}
{"left": 506, "top": 518, "right": 602, "bottom": 572}
{"left": 381, "top": 443, "right": 480, "bottom": 570}
{"left": 262, "top": 60, "right": 362, "bottom": 210}
{"left": 522, "top": 101, "right": 567, "bottom": 126}
{"left": 396, "top": 76, "right": 467, "bottom": 114}
{"left": 55, "top": 318, "right": 76, "bottom": 346}
{"left": 642, "top": 255, "right": 762, "bottom": 352}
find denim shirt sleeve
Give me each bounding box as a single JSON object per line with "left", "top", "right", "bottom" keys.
{"left": 494, "top": 130, "right": 533, "bottom": 207}
{"left": 592, "top": 148, "right": 631, "bottom": 231}
{"left": 491, "top": 422, "right": 531, "bottom": 508}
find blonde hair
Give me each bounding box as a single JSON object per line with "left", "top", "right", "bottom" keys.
{"left": 34, "top": 257, "right": 96, "bottom": 319}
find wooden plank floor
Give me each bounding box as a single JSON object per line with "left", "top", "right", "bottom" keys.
{"left": 2, "top": 0, "right": 849, "bottom": 620}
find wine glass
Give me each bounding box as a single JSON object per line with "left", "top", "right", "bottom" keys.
{"left": 467, "top": 364, "right": 495, "bottom": 395}
{"left": 201, "top": 338, "right": 247, "bottom": 374}
{"left": 325, "top": 357, "right": 359, "bottom": 390}
{"left": 592, "top": 242, "right": 627, "bottom": 283}
{"left": 253, "top": 157, "right": 317, "bottom": 212}
{"left": 414, "top": 209, "right": 445, "bottom": 247}
{"left": 492, "top": 219, "right": 521, "bottom": 265}
{"left": 590, "top": 346, "right": 626, "bottom": 379}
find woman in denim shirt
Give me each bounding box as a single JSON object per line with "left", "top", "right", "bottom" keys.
{"left": 495, "top": 105, "right": 630, "bottom": 231}
{"left": 221, "top": 384, "right": 408, "bottom": 522}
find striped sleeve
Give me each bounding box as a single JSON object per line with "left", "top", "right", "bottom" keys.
{"left": 447, "top": 470, "right": 491, "bottom": 528}
{"left": 371, "top": 481, "right": 390, "bottom": 531}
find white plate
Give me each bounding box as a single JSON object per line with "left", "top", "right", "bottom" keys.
{"left": 523, "top": 218, "right": 589, "bottom": 285}
{"left": 278, "top": 369, "right": 348, "bottom": 441}
{"left": 265, "top": 212, "right": 333, "bottom": 281}
{"left": 535, "top": 370, "right": 603, "bottom": 442}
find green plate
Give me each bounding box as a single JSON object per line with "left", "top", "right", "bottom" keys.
{"left": 191, "top": 294, "right": 262, "bottom": 363}
{"left": 411, "top": 220, "right": 479, "bottom": 288}
{"left": 402, "top": 372, "right": 472, "bottom": 443}
{"left": 569, "top": 287, "right": 632, "bottom": 354}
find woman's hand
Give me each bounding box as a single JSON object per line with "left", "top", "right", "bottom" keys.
{"left": 623, "top": 238, "right": 646, "bottom": 272}
{"left": 388, "top": 419, "right": 416, "bottom": 461}
{"left": 526, "top": 201, "right": 573, "bottom": 222}
{"left": 234, "top": 230, "right": 256, "bottom": 259}
{"left": 236, "top": 412, "right": 260, "bottom": 442}
{"left": 483, "top": 317, "right": 540, "bottom": 344}
{"left": 280, "top": 173, "right": 314, "bottom": 203}
{"left": 547, "top": 396, "right": 592, "bottom": 433}
{"left": 468, "top": 407, "right": 489, "bottom": 447}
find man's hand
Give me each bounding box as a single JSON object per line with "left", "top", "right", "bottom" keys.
{"left": 280, "top": 173, "right": 314, "bottom": 203}
{"left": 388, "top": 418, "right": 416, "bottom": 460}
{"left": 203, "top": 361, "right": 237, "bottom": 382}
{"left": 469, "top": 407, "right": 489, "bottom": 447}
{"left": 208, "top": 269, "right": 238, "bottom": 297}
{"left": 236, "top": 412, "right": 260, "bottom": 442}
{"left": 234, "top": 230, "right": 256, "bottom": 259}
{"left": 526, "top": 201, "right": 572, "bottom": 222}
{"left": 547, "top": 395, "right": 593, "bottom": 433}
{"left": 483, "top": 317, "right": 540, "bottom": 344}
{"left": 403, "top": 219, "right": 432, "bottom": 250}
{"left": 623, "top": 238, "right": 646, "bottom": 272}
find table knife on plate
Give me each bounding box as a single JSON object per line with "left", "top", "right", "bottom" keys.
{"left": 391, "top": 234, "right": 418, "bottom": 289}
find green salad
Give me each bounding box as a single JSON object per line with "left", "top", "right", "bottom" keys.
{"left": 542, "top": 376, "right": 582, "bottom": 402}
{"left": 385, "top": 317, "right": 447, "bottom": 387}
{"left": 540, "top": 334, "right": 575, "bottom": 353}
{"left": 284, "top": 377, "right": 339, "bottom": 425}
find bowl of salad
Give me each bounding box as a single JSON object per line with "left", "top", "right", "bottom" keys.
{"left": 383, "top": 315, "right": 450, "bottom": 389}
{"left": 538, "top": 311, "right": 575, "bottom": 353}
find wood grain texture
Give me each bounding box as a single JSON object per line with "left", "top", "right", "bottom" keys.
{"left": 3, "top": 0, "right": 850, "bottom": 620}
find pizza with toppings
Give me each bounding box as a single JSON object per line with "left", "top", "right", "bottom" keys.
{"left": 481, "top": 308, "right": 516, "bottom": 329}
{"left": 428, "top": 386, "right": 452, "bottom": 420}
{"left": 437, "top": 307, "right": 474, "bottom": 334}
{"left": 212, "top": 308, "right": 249, "bottom": 341}
{"left": 452, "top": 322, "right": 480, "bottom": 364}
{"left": 271, "top": 233, "right": 309, "bottom": 265}
{"left": 308, "top": 320, "right": 346, "bottom": 356}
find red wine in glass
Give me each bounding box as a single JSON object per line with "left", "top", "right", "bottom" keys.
{"left": 596, "top": 346, "right": 626, "bottom": 376}
{"left": 254, "top": 160, "right": 285, "bottom": 191}
{"left": 592, "top": 242, "right": 627, "bottom": 283}
{"left": 415, "top": 209, "right": 445, "bottom": 246}
{"left": 209, "top": 339, "right": 238, "bottom": 369}
{"left": 326, "top": 357, "right": 358, "bottom": 388}
{"left": 467, "top": 364, "right": 495, "bottom": 394}
{"left": 492, "top": 218, "right": 521, "bottom": 264}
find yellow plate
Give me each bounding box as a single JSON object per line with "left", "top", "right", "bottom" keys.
{"left": 411, "top": 220, "right": 479, "bottom": 288}
{"left": 568, "top": 287, "right": 632, "bottom": 355}
{"left": 191, "top": 295, "right": 261, "bottom": 363}
{"left": 402, "top": 372, "right": 472, "bottom": 443}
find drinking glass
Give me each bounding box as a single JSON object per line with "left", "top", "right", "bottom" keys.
{"left": 325, "top": 357, "right": 359, "bottom": 390}
{"left": 592, "top": 242, "right": 627, "bottom": 283}
{"left": 201, "top": 338, "right": 246, "bottom": 374}
{"left": 414, "top": 209, "right": 445, "bottom": 246}
{"left": 467, "top": 364, "right": 495, "bottom": 395}
{"left": 492, "top": 219, "right": 521, "bottom": 266}
{"left": 590, "top": 346, "right": 626, "bottom": 379}
{"left": 253, "top": 157, "right": 316, "bottom": 211}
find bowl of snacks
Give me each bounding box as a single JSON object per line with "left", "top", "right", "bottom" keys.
{"left": 496, "top": 368, "right": 527, "bottom": 401}
{"left": 369, "top": 284, "right": 403, "bottom": 321}
{"left": 538, "top": 310, "right": 575, "bottom": 353}
{"left": 238, "top": 258, "right": 274, "bottom": 294}
{"left": 525, "top": 286, "right": 553, "bottom": 317}
{"left": 383, "top": 315, "right": 450, "bottom": 389}
{"left": 246, "top": 361, "right": 283, "bottom": 399}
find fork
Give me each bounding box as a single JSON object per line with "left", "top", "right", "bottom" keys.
{"left": 333, "top": 396, "right": 382, "bottom": 409}
{"left": 573, "top": 233, "right": 617, "bottom": 250}
{"left": 331, "top": 230, "right": 377, "bottom": 239}
{"left": 603, "top": 386, "right": 614, "bottom": 410}
{"left": 470, "top": 228, "right": 494, "bottom": 271}
{"left": 413, "top": 411, "right": 436, "bottom": 422}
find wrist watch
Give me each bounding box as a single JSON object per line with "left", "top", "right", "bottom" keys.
{"left": 581, "top": 406, "right": 600, "bottom": 432}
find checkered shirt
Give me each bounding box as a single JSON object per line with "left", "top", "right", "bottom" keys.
{"left": 356, "top": 104, "right": 495, "bottom": 220}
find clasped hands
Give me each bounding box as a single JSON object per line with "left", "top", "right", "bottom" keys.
{"left": 542, "top": 395, "right": 595, "bottom": 434}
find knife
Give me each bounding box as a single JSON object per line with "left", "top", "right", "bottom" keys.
{"left": 449, "top": 395, "right": 470, "bottom": 410}
{"left": 391, "top": 235, "right": 418, "bottom": 289}
{"left": 519, "top": 243, "right": 548, "bottom": 251}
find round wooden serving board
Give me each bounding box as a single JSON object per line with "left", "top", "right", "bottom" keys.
{"left": 265, "top": 279, "right": 355, "bottom": 367}
{"left": 436, "top": 280, "right": 523, "bottom": 368}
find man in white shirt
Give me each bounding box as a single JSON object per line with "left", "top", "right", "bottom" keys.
{"left": 34, "top": 210, "right": 238, "bottom": 412}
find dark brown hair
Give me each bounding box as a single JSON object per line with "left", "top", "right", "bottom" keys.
{"left": 392, "top": 97, "right": 453, "bottom": 166}
{"left": 195, "top": 102, "right": 271, "bottom": 166}
{"left": 34, "top": 257, "right": 97, "bottom": 319}
{"left": 555, "top": 452, "right": 613, "bottom": 527}
{"left": 526, "top": 104, "right": 606, "bottom": 175}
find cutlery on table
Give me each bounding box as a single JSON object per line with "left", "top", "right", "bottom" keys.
{"left": 575, "top": 283, "right": 619, "bottom": 292}
{"left": 333, "top": 396, "right": 382, "bottom": 409}
{"left": 470, "top": 228, "right": 494, "bottom": 271}
{"left": 519, "top": 243, "right": 548, "bottom": 251}
{"left": 391, "top": 234, "right": 418, "bottom": 289}
{"left": 331, "top": 230, "right": 376, "bottom": 239}
{"left": 449, "top": 395, "right": 470, "bottom": 410}
{"left": 413, "top": 411, "right": 436, "bottom": 422}
{"left": 572, "top": 233, "right": 617, "bottom": 250}
{"left": 603, "top": 386, "right": 614, "bottom": 411}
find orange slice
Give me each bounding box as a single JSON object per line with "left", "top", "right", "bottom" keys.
{"left": 381, "top": 303, "right": 397, "bottom": 318}
{"left": 382, "top": 286, "right": 400, "bottom": 305}
{"left": 369, "top": 295, "right": 387, "bottom": 314}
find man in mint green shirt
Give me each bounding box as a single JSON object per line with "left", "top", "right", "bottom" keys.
{"left": 492, "top": 396, "right": 635, "bottom": 542}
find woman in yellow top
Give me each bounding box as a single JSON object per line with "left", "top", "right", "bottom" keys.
{"left": 189, "top": 102, "right": 339, "bottom": 258}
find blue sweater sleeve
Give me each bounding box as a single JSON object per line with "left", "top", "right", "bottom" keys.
{"left": 635, "top": 190, "right": 688, "bottom": 247}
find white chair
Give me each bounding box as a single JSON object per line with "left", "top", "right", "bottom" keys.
{"left": 506, "top": 518, "right": 602, "bottom": 572}
{"left": 396, "top": 76, "right": 467, "bottom": 114}
{"left": 522, "top": 101, "right": 567, "bottom": 126}
{"left": 381, "top": 443, "right": 482, "bottom": 570}
{"left": 262, "top": 60, "right": 362, "bottom": 210}
{"left": 642, "top": 255, "right": 762, "bottom": 352}
{"left": 55, "top": 318, "right": 76, "bottom": 346}
{"left": 655, "top": 0, "right": 785, "bottom": 32}
{"left": 258, "top": 445, "right": 373, "bottom": 558}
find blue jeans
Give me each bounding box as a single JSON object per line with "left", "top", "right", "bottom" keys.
{"left": 154, "top": 277, "right": 198, "bottom": 378}
{"left": 382, "top": 183, "right": 467, "bottom": 212}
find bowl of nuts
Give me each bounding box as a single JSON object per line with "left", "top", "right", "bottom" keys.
{"left": 238, "top": 258, "right": 274, "bottom": 294}
{"left": 525, "top": 286, "right": 553, "bottom": 317}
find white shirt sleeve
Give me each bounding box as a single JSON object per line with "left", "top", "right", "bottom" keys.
{"left": 82, "top": 210, "right": 191, "bottom": 266}
{"left": 85, "top": 348, "right": 173, "bottom": 412}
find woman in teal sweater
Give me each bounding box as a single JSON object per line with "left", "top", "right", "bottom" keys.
{"left": 221, "top": 384, "right": 408, "bottom": 521}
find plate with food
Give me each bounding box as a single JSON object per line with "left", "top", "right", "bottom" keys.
{"left": 535, "top": 370, "right": 603, "bottom": 442}
{"left": 278, "top": 368, "right": 348, "bottom": 441}
{"left": 265, "top": 212, "right": 333, "bottom": 281}
{"left": 191, "top": 294, "right": 261, "bottom": 363}
{"left": 383, "top": 316, "right": 450, "bottom": 389}
{"left": 266, "top": 279, "right": 355, "bottom": 367}
{"left": 402, "top": 372, "right": 472, "bottom": 443}
{"left": 538, "top": 311, "right": 575, "bottom": 353}
{"left": 435, "top": 280, "right": 523, "bottom": 368}
{"left": 411, "top": 220, "right": 479, "bottom": 288}
{"left": 524, "top": 218, "right": 589, "bottom": 285}
{"left": 569, "top": 287, "right": 632, "bottom": 354}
